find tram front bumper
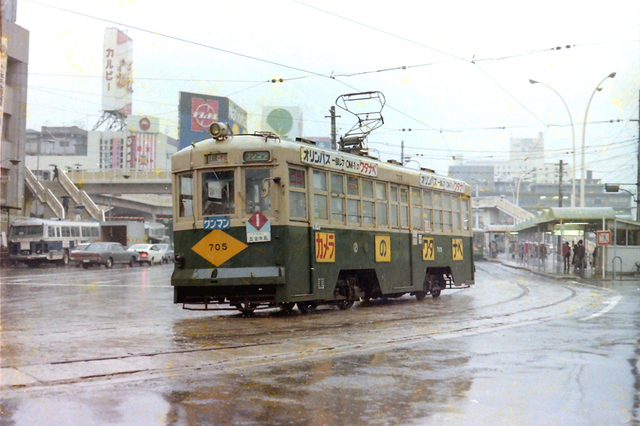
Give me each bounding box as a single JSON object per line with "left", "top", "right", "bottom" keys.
{"left": 172, "top": 266, "right": 286, "bottom": 287}
{"left": 172, "top": 267, "right": 287, "bottom": 305}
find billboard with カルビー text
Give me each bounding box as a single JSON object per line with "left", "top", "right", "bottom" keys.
{"left": 102, "top": 28, "right": 133, "bottom": 115}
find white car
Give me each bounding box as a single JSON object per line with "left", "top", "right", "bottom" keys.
{"left": 127, "top": 244, "right": 163, "bottom": 266}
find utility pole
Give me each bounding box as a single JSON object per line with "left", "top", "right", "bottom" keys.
{"left": 558, "top": 160, "right": 564, "bottom": 207}
{"left": 326, "top": 106, "right": 338, "bottom": 151}
{"left": 637, "top": 90, "right": 640, "bottom": 222}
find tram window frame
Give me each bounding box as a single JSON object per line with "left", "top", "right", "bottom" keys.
{"left": 202, "top": 170, "right": 235, "bottom": 216}
{"left": 178, "top": 173, "right": 194, "bottom": 219}
{"left": 313, "top": 170, "right": 329, "bottom": 221}
{"left": 346, "top": 176, "right": 360, "bottom": 225}
{"left": 411, "top": 187, "right": 422, "bottom": 230}
{"left": 288, "top": 168, "right": 308, "bottom": 220}
{"left": 432, "top": 191, "right": 442, "bottom": 232}
{"left": 390, "top": 185, "right": 399, "bottom": 228}
{"left": 375, "top": 181, "right": 388, "bottom": 227}
{"left": 361, "top": 179, "right": 375, "bottom": 226}
{"left": 423, "top": 189, "right": 433, "bottom": 232}
{"left": 245, "top": 168, "right": 271, "bottom": 216}
{"left": 461, "top": 197, "right": 470, "bottom": 231}
{"left": 452, "top": 195, "right": 461, "bottom": 231}
{"left": 399, "top": 187, "right": 409, "bottom": 228}
{"left": 442, "top": 193, "right": 452, "bottom": 232}
{"left": 330, "top": 173, "right": 345, "bottom": 224}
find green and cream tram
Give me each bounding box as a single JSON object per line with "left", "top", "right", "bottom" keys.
{"left": 171, "top": 124, "right": 475, "bottom": 314}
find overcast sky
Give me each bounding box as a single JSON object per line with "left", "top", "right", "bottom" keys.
{"left": 19, "top": 0, "right": 640, "bottom": 185}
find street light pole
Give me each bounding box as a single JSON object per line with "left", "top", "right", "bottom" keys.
{"left": 580, "top": 72, "right": 616, "bottom": 208}
{"left": 529, "top": 79, "right": 576, "bottom": 207}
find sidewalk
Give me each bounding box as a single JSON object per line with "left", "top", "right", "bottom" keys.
{"left": 485, "top": 252, "right": 613, "bottom": 284}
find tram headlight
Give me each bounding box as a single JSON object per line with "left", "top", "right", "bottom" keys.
{"left": 208, "top": 122, "right": 230, "bottom": 140}
{"left": 174, "top": 253, "right": 185, "bottom": 268}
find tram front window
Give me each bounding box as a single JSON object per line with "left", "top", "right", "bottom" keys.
{"left": 203, "top": 170, "right": 235, "bottom": 215}
{"left": 245, "top": 168, "right": 271, "bottom": 215}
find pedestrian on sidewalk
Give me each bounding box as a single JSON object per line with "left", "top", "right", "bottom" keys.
{"left": 562, "top": 242, "right": 571, "bottom": 273}
{"left": 574, "top": 240, "right": 586, "bottom": 276}
{"left": 52, "top": 165, "right": 59, "bottom": 181}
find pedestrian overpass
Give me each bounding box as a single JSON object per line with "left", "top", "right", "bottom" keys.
{"left": 23, "top": 168, "right": 171, "bottom": 222}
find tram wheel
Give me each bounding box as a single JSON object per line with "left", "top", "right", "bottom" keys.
{"left": 280, "top": 302, "right": 295, "bottom": 314}
{"left": 337, "top": 300, "right": 354, "bottom": 310}
{"left": 431, "top": 289, "right": 441, "bottom": 298}
{"left": 235, "top": 302, "right": 258, "bottom": 315}
{"left": 297, "top": 301, "right": 318, "bottom": 314}
{"left": 414, "top": 291, "right": 426, "bottom": 301}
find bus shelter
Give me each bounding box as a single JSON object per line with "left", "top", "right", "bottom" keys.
{"left": 513, "top": 207, "right": 640, "bottom": 279}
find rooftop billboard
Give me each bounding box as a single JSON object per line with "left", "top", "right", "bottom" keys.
{"left": 178, "top": 92, "right": 247, "bottom": 150}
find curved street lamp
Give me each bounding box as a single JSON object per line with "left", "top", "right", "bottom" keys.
{"left": 528, "top": 79, "right": 576, "bottom": 207}
{"left": 580, "top": 72, "right": 616, "bottom": 207}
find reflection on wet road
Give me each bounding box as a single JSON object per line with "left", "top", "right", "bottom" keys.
{"left": 1, "top": 262, "right": 638, "bottom": 425}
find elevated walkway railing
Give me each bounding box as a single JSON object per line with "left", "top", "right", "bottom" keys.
{"left": 58, "top": 169, "right": 105, "bottom": 221}
{"left": 68, "top": 169, "right": 171, "bottom": 183}
{"left": 24, "top": 167, "right": 64, "bottom": 219}
{"left": 473, "top": 196, "right": 534, "bottom": 223}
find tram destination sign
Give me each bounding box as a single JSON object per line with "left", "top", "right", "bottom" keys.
{"left": 301, "top": 147, "right": 377, "bottom": 177}
{"left": 420, "top": 173, "right": 466, "bottom": 193}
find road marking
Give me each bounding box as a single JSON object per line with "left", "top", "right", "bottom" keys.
{"left": 579, "top": 296, "right": 623, "bottom": 321}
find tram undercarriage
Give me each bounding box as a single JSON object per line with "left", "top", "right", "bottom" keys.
{"left": 176, "top": 267, "right": 468, "bottom": 315}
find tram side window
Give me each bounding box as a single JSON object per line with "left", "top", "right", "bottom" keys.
{"left": 313, "top": 170, "right": 328, "bottom": 220}
{"left": 376, "top": 182, "right": 388, "bottom": 227}
{"left": 442, "top": 194, "right": 452, "bottom": 232}
{"left": 432, "top": 192, "right": 442, "bottom": 232}
{"left": 411, "top": 188, "right": 422, "bottom": 230}
{"left": 178, "top": 174, "right": 193, "bottom": 218}
{"left": 330, "top": 173, "right": 345, "bottom": 224}
{"left": 289, "top": 168, "right": 307, "bottom": 220}
{"left": 361, "top": 179, "right": 374, "bottom": 226}
{"left": 423, "top": 190, "right": 433, "bottom": 232}
{"left": 203, "top": 170, "right": 235, "bottom": 215}
{"left": 461, "top": 197, "right": 470, "bottom": 231}
{"left": 390, "top": 186, "right": 399, "bottom": 227}
{"left": 346, "top": 176, "right": 360, "bottom": 225}
{"left": 399, "top": 187, "right": 409, "bottom": 228}
{"left": 452, "top": 195, "right": 461, "bottom": 231}
{"left": 245, "top": 169, "right": 271, "bottom": 215}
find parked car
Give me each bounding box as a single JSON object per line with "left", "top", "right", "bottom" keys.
{"left": 127, "top": 244, "right": 163, "bottom": 266}
{"left": 155, "top": 243, "right": 174, "bottom": 264}
{"left": 70, "top": 243, "right": 91, "bottom": 267}
{"left": 72, "top": 242, "right": 139, "bottom": 269}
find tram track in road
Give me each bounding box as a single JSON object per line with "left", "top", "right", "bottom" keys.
{"left": 1, "top": 263, "right": 615, "bottom": 395}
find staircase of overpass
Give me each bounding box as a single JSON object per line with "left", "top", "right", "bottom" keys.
{"left": 472, "top": 195, "right": 535, "bottom": 224}
{"left": 24, "top": 168, "right": 171, "bottom": 221}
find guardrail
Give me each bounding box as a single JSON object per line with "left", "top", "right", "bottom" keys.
{"left": 24, "top": 167, "right": 64, "bottom": 219}
{"left": 67, "top": 169, "right": 171, "bottom": 182}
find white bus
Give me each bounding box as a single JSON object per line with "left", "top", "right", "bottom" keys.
{"left": 8, "top": 218, "right": 101, "bottom": 267}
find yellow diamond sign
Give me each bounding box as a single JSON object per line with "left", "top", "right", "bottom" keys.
{"left": 192, "top": 229, "right": 248, "bottom": 267}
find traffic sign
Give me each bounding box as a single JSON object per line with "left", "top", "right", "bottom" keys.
{"left": 596, "top": 230, "right": 612, "bottom": 245}
{"left": 192, "top": 229, "right": 247, "bottom": 267}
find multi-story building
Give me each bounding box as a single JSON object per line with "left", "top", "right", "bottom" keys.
{"left": 0, "top": 2, "right": 29, "bottom": 235}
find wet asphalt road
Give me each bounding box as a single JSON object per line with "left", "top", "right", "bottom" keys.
{"left": 1, "top": 261, "right": 639, "bottom": 425}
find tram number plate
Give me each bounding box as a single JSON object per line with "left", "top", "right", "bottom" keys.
{"left": 204, "top": 216, "right": 230, "bottom": 230}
